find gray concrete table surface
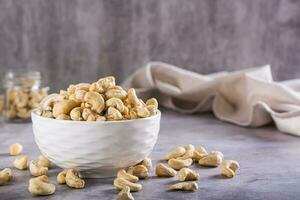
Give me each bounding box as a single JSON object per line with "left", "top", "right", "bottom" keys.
{"left": 1, "top": 109, "right": 300, "bottom": 200}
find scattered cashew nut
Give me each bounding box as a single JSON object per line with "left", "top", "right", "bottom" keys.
{"left": 192, "top": 146, "right": 208, "bottom": 161}
{"left": 221, "top": 160, "right": 240, "bottom": 178}
{"left": 168, "top": 158, "right": 193, "bottom": 170}
{"left": 9, "top": 143, "right": 23, "bottom": 156}
{"left": 117, "top": 169, "right": 139, "bottom": 183}
{"left": 57, "top": 169, "right": 68, "bottom": 184}
{"left": 0, "top": 168, "right": 13, "bottom": 186}
{"left": 140, "top": 158, "right": 152, "bottom": 171}
{"left": 155, "top": 163, "right": 177, "bottom": 177}
{"left": 127, "top": 165, "right": 149, "bottom": 179}
{"left": 65, "top": 169, "right": 85, "bottom": 189}
{"left": 181, "top": 144, "right": 195, "bottom": 159}
{"left": 198, "top": 152, "right": 223, "bottom": 167}
{"left": 165, "top": 146, "right": 186, "bottom": 160}
{"left": 178, "top": 168, "right": 200, "bottom": 181}
{"left": 114, "top": 177, "right": 142, "bottom": 192}
{"left": 170, "top": 182, "right": 198, "bottom": 191}
{"left": 28, "top": 175, "right": 55, "bottom": 196}
{"left": 38, "top": 155, "right": 51, "bottom": 168}
{"left": 29, "top": 160, "right": 48, "bottom": 177}
{"left": 117, "top": 186, "right": 134, "bottom": 200}
{"left": 13, "top": 156, "right": 28, "bottom": 170}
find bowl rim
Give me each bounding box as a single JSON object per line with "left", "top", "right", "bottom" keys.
{"left": 31, "top": 109, "right": 161, "bottom": 124}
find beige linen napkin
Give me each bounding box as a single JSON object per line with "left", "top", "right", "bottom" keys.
{"left": 122, "top": 62, "right": 300, "bottom": 136}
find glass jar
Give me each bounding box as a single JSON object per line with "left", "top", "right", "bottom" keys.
{"left": 3, "top": 70, "right": 49, "bottom": 122}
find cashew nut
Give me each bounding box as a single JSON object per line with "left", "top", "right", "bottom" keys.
{"left": 146, "top": 98, "right": 158, "bottom": 109}
{"left": 57, "top": 169, "right": 67, "bottom": 184}
{"left": 74, "top": 89, "right": 87, "bottom": 101}
{"left": 16, "top": 108, "right": 31, "bottom": 119}
{"left": 221, "top": 160, "right": 240, "bottom": 178}
{"left": 28, "top": 175, "right": 55, "bottom": 196}
{"left": 117, "top": 169, "right": 139, "bottom": 183}
{"left": 96, "top": 115, "right": 106, "bottom": 121}
{"left": 59, "top": 90, "right": 69, "bottom": 99}
{"left": 136, "top": 106, "right": 150, "bottom": 118}
{"left": 155, "top": 163, "right": 177, "bottom": 177}
{"left": 95, "top": 76, "right": 116, "bottom": 93}
{"left": 52, "top": 99, "right": 80, "bottom": 118}
{"left": 198, "top": 152, "right": 223, "bottom": 167}
{"left": 9, "top": 143, "right": 23, "bottom": 156}
{"left": 14, "top": 155, "right": 28, "bottom": 170}
{"left": 65, "top": 169, "right": 85, "bottom": 189}
{"left": 107, "top": 107, "right": 123, "bottom": 121}
{"left": 38, "top": 155, "right": 51, "bottom": 168}
{"left": 165, "top": 147, "right": 186, "bottom": 160}
{"left": 0, "top": 168, "right": 13, "bottom": 186}
{"left": 178, "top": 168, "right": 200, "bottom": 181}
{"left": 29, "top": 160, "right": 48, "bottom": 177}
{"left": 39, "top": 77, "right": 159, "bottom": 121}
{"left": 56, "top": 113, "right": 71, "bottom": 120}
{"left": 168, "top": 158, "right": 193, "bottom": 170}
{"left": 74, "top": 83, "right": 91, "bottom": 92}
{"left": 170, "top": 182, "right": 198, "bottom": 191}
{"left": 15, "top": 91, "right": 29, "bottom": 108}
{"left": 113, "top": 178, "right": 142, "bottom": 192}
{"left": 181, "top": 144, "right": 195, "bottom": 159}
{"left": 82, "top": 108, "right": 93, "bottom": 121}
{"left": 84, "top": 91, "right": 105, "bottom": 113}
{"left": 210, "top": 151, "right": 224, "bottom": 159}
{"left": 42, "top": 110, "right": 54, "bottom": 118}
{"left": 127, "top": 88, "right": 142, "bottom": 107}
{"left": 192, "top": 146, "right": 208, "bottom": 161}
{"left": 40, "top": 93, "right": 64, "bottom": 111}
{"left": 129, "top": 110, "right": 138, "bottom": 120}
{"left": 140, "top": 158, "right": 152, "bottom": 171}
{"left": 105, "top": 86, "right": 127, "bottom": 100}
{"left": 117, "top": 186, "right": 134, "bottom": 200}
{"left": 127, "top": 165, "right": 149, "bottom": 179}
{"left": 106, "top": 98, "right": 125, "bottom": 113}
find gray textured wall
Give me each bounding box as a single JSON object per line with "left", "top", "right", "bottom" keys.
{"left": 0, "top": 0, "right": 300, "bottom": 92}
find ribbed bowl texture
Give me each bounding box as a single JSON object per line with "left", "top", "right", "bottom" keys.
{"left": 31, "top": 111, "right": 161, "bottom": 178}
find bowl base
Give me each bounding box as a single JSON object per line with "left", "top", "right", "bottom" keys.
{"left": 79, "top": 168, "right": 118, "bottom": 178}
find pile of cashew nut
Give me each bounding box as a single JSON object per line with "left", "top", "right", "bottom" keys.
{"left": 37, "top": 76, "right": 159, "bottom": 121}
{"left": 1, "top": 143, "right": 85, "bottom": 196}
{"left": 5, "top": 87, "right": 48, "bottom": 120}
{"left": 113, "top": 144, "right": 240, "bottom": 199}
{"left": 1, "top": 142, "right": 239, "bottom": 198}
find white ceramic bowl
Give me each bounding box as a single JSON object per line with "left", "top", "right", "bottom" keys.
{"left": 31, "top": 110, "right": 161, "bottom": 178}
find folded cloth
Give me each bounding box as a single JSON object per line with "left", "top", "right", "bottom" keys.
{"left": 122, "top": 62, "right": 300, "bottom": 136}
